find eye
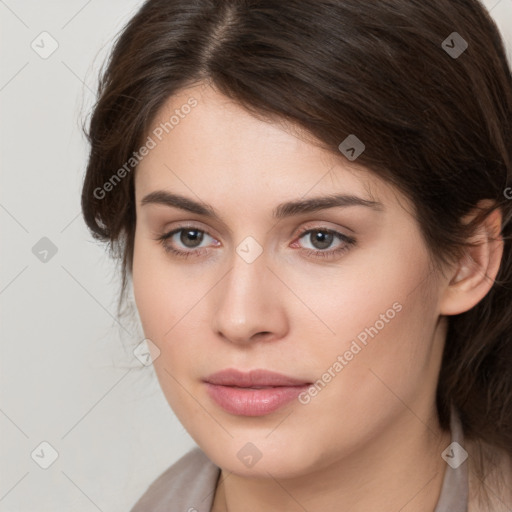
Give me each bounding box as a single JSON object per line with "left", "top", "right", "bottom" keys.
{"left": 153, "top": 224, "right": 356, "bottom": 261}
{"left": 154, "top": 225, "right": 219, "bottom": 258}
{"left": 292, "top": 227, "right": 356, "bottom": 260}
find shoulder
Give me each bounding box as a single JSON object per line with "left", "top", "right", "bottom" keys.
{"left": 467, "top": 439, "right": 512, "bottom": 512}
{"left": 130, "top": 446, "right": 221, "bottom": 512}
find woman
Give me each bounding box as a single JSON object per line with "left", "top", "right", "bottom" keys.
{"left": 81, "top": 0, "right": 512, "bottom": 510}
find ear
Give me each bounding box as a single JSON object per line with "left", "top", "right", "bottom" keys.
{"left": 439, "top": 200, "right": 504, "bottom": 316}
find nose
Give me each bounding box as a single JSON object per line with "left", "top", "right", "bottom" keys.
{"left": 211, "top": 246, "right": 289, "bottom": 345}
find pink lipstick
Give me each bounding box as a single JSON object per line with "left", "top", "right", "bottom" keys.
{"left": 203, "top": 368, "right": 311, "bottom": 416}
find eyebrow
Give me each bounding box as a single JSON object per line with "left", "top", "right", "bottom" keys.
{"left": 140, "top": 190, "right": 384, "bottom": 219}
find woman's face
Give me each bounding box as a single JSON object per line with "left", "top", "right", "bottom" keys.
{"left": 132, "top": 82, "right": 448, "bottom": 478}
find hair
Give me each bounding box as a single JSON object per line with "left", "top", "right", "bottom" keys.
{"left": 81, "top": 0, "right": 512, "bottom": 502}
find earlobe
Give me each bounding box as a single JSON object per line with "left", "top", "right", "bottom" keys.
{"left": 440, "top": 204, "right": 504, "bottom": 316}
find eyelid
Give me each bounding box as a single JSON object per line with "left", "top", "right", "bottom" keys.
{"left": 156, "top": 223, "right": 217, "bottom": 246}
{"left": 292, "top": 220, "right": 355, "bottom": 239}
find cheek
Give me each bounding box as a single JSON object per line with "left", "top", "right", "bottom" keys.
{"left": 131, "top": 238, "right": 200, "bottom": 415}
{"left": 318, "top": 295, "right": 438, "bottom": 427}
{"left": 299, "top": 249, "right": 438, "bottom": 394}
{"left": 132, "top": 232, "right": 181, "bottom": 344}
{"left": 131, "top": 234, "right": 210, "bottom": 377}
{"left": 132, "top": 236, "right": 159, "bottom": 336}
{"left": 283, "top": 256, "right": 418, "bottom": 351}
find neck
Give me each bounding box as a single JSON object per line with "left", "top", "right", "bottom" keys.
{"left": 212, "top": 409, "right": 452, "bottom": 512}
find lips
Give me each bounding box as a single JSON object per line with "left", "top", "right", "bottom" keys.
{"left": 203, "top": 368, "right": 312, "bottom": 416}
{"left": 203, "top": 368, "right": 311, "bottom": 387}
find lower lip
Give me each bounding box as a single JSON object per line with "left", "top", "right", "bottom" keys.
{"left": 204, "top": 383, "right": 310, "bottom": 416}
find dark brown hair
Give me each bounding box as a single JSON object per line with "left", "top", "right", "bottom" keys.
{"left": 81, "top": 0, "right": 512, "bottom": 488}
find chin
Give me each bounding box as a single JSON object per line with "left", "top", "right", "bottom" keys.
{"left": 196, "top": 432, "right": 326, "bottom": 479}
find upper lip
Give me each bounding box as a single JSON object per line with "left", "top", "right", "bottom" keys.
{"left": 204, "top": 368, "right": 311, "bottom": 387}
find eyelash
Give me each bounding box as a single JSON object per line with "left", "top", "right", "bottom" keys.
{"left": 154, "top": 224, "right": 356, "bottom": 260}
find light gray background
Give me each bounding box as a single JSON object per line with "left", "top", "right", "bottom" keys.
{"left": 1, "top": 1, "right": 511, "bottom": 510}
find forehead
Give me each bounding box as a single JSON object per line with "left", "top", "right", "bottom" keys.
{"left": 134, "top": 82, "right": 409, "bottom": 216}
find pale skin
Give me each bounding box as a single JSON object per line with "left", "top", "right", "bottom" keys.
{"left": 131, "top": 81, "right": 503, "bottom": 512}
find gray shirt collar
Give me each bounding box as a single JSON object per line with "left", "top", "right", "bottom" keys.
{"left": 434, "top": 406, "right": 469, "bottom": 512}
